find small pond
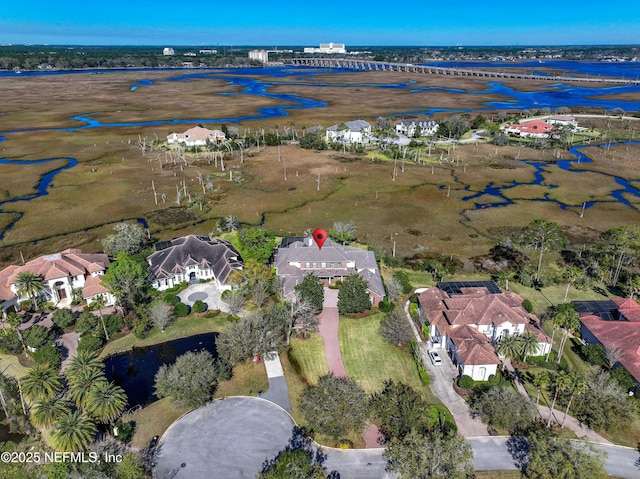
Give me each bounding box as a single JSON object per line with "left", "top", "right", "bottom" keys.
{"left": 104, "top": 333, "right": 218, "bottom": 409}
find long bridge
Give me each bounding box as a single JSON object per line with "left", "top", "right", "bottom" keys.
{"left": 287, "top": 58, "right": 640, "bottom": 85}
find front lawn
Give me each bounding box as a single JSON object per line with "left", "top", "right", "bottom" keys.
{"left": 338, "top": 312, "right": 440, "bottom": 405}
{"left": 121, "top": 397, "right": 189, "bottom": 449}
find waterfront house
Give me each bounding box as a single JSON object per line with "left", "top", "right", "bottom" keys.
{"left": 167, "top": 126, "right": 226, "bottom": 147}
{"left": 395, "top": 119, "right": 439, "bottom": 137}
{"left": 274, "top": 236, "right": 384, "bottom": 306}
{"left": 325, "top": 120, "right": 371, "bottom": 144}
{"left": 0, "top": 249, "right": 114, "bottom": 313}
{"left": 148, "top": 235, "right": 243, "bottom": 291}
{"left": 418, "top": 282, "right": 551, "bottom": 380}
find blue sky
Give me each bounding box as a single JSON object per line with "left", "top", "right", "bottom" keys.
{"left": 2, "top": 1, "right": 639, "bottom": 46}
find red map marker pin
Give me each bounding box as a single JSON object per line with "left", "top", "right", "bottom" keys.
{"left": 312, "top": 228, "right": 327, "bottom": 250}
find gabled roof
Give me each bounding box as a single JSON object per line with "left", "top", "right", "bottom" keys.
{"left": 420, "top": 286, "right": 530, "bottom": 329}
{"left": 326, "top": 120, "right": 371, "bottom": 132}
{"left": 449, "top": 325, "right": 500, "bottom": 366}
{"left": 2, "top": 249, "right": 109, "bottom": 286}
{"left": 275, "top": 236, "right": 383, "bottom": 298}
{"left": 148, "top": 235, "right": 243, "bottom": 284}
{"left": 580, "top": 313, "right": 640, "bottom": 382}
{"left": 82, "top": 275, "right": 109, "bottom": 299}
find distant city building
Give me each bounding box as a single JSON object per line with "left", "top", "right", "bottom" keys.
{"left": 304, "top": 43, "right": 346, "bottom": 54}
{"left": 199, "top": 49, "right": 217, "bottom": 55}
{"left": 249, "top": 49, "right": 269, "bottom": 63}
{"left": 163, "top": 47, "right": 175, "bottom": 56}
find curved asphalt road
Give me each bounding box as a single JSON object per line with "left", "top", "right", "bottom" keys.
{"left": 154, "top": 397, "right": 640, "bottom": 479}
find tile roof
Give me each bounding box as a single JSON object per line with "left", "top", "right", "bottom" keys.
{"left": 148, "top": 235, "right": 242, "bottom": 285}
{"left": 580, "top": 312, "right": 640, "bottom": 382}
{"left": 1, "top": 249, "right": 109, "bottom": 286}
{"left": 82, "top": 275, "right": 109, "bottom": 299}
{"left": 449, "top": 325, "right": 501, "bottom": 366}
{"left": 419, "top": 287, "right": 531, "bottom": 329}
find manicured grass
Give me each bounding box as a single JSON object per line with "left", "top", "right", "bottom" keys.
{"left": 99, "top": 313, "right": 234, "bottom": 358}
{"left": 121, "top": 397, "right": 189, "bottom": 449}
{"left": 508, "top": 282, "right": 612, "bottom": 317}
{"left": 338, "top": 312, "right": 440, "bottom": 405}
{"left": 0, "top": 352, "right": 30, "bottom": 379}
{"left": 214, "top": 361, "right": 268, "bottom": 398}
{"left": 280, "top": 334, "right": 329, "bottom": 425}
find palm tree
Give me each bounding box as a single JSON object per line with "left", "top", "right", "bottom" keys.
{"left": 86, "top": 381, "right": 127, "bottom": 423}
{"left": 555, "top": 305, "right": 580, "bottom": 364}
{"left": 30, "top": 396, "right": 69, "bottom": 427}
{"left": 21, "top": 364, "right": 62, "bottom": 402}
{"left": 563, "top": 266, "right": 585, "bottom": 303}
{"left": 561, "top": 375, "right": 587, "bottom": 427}
{"left": 92, "top": 295, "right": 109, "bottom": 341}
{"left": 496, "top": 334, "right": 522, "bottom": 360}
{"left": 68, "top": 369, "right": 107, "bottom": 409}
{"left": 533, "top": 371, "right": 550, "bottom": 408}
{"left": 520, "top": 331, "right": 540, "bottom": 362}
{"left": 15, "top": 271, "right": 45, "bottom": 310}
{"left": 4, "top": 312, "right": 27, "bottom": 354}
{"left": 547, "top": 371, "right": 571, "bottom": 428}
{"left": 64, "top": 350, "right": 104, "bottom": 384}
{"left": 51, "top": 411, "right": 97, "bottom": 452}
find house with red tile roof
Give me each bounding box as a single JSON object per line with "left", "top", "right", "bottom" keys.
{"left": 505, "top": 119, "right": 556, "bottom": 139}
{"left": 167, "top": 126, "right": 226, "bottom": 147}
{"left": 578, "top": 298, "right": 640, "bottom": 384}
{"left": 0, "top": 249, "right": 113, "bottom": 314}
{"left": 418, "top": 283, "right": 551, "bottom": 381}
{"left": 147, "top": 235, "right": 243, "bottom": 291}
{"left": 274, "top": 237, "right": 384, "bottom": 307}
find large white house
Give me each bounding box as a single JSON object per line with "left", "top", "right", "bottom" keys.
{"left": 0, "top": 249, "right": 114, "bottom": 314}
{"left": 418, "top": 282, "right": 551, "bottom": 381}
{"left": 167, "top": 126, "right": 226, "bottom": 147}
{"left": 325, "top": 120, "right": 371, "bottom": 144}
{"left": 395, "top": 119, "right": 439, "bottom": 137}
{"left": 147, "top": 235, "right": 243, "bottom": 291}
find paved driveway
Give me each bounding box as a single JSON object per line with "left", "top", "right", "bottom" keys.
{"left": 178, "top": 283, "right": 230, "bottom": 313}
{"left": 418, "top": 343, "right": 489, "bottom": 437}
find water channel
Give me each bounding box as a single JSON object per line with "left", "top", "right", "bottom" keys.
{"left": 1, "top": 64, "right": 640, "bottom": 239}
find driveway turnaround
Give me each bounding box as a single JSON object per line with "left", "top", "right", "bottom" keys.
{"left": 179, "top": 283, "right": 230, "bottom": 313}
{"left": 154, "top": 397, "right": 294, "bottom": 479}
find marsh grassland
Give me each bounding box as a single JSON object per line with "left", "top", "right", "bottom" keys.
{"left": 1, "top": 69, "right": 639, "bottom": 267}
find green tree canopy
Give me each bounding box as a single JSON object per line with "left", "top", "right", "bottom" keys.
{"left": 368, "top": 379, "right": 430, "bottom": 443}
{"left": 102, "top": 251, "right": 149, "bottom": 313}
{"left": 524, "top": 429, "right": 607, "bottom": 479}
{"left": 154, "top": 350, "right": 227, "bottom": 409}
{"left": 295, "top": 273, "right": 324, "bottom": 312}
{"left": 299, "top": 374, "right": 367, "bottom": 439}
{"left": 238, "top": 229, "right": 276, "bottom": 264}
{"left": 470, "top": 386, "right": 537, "bottom": 434}
{"left": 337, "top": 274, "right": 371, "bottom": 315}
{"left": 51, "top": 411, "right": 97, "bottom": 452}
{"left": 384, "top": 429, "right": 474, "bottom": 479}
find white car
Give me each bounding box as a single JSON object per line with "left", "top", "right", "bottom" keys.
{"left": 428, "top": 349, "right": 442, "bottom": 366}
